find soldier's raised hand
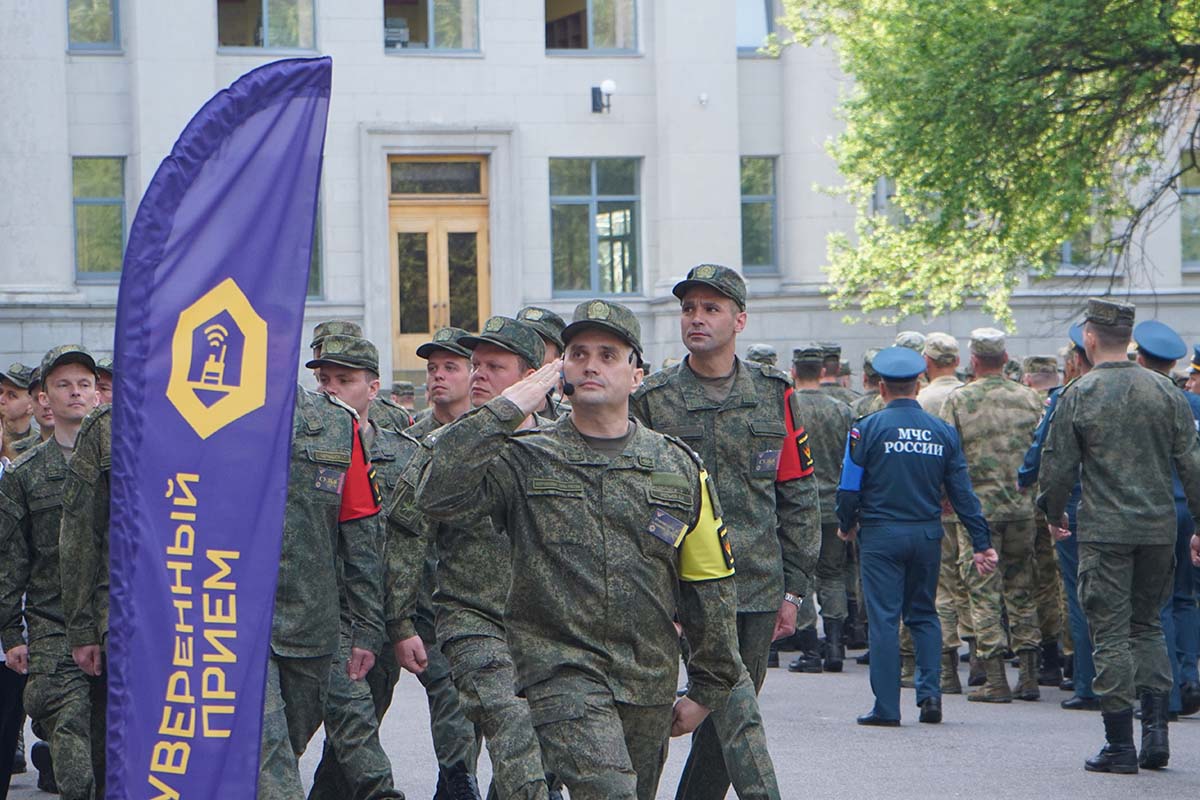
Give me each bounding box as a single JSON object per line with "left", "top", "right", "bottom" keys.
{"left": 500, "top": 360, "right": 562, "bottom": 417}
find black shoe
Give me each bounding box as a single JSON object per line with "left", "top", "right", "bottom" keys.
{"left": 31, "top": 741, "right": 58, "bottom": 794}
{"left": 1085, "top": 710, "right": 1138, "bottom": 774}
{"left": 857, "top": 711, "right": 900, "bottom": 727}
{"left": 439, "top": 763, "right": 482, "bottom": 800}
{"left": 1060, "top": 677, "right": 1075, "bottom": 692}
{"left": 918, "top": 696, "right": 942, "bottom": 724}
{"left": 787, "top": 654, "right": 823, "bottom": 674}
{"left": 823, "top": 620, "right": 845, "bottom": 673}
{"left": 1138, "top": 690, "right": 1170, "bottom": 770}
{"left": 12, "top": 746, "right": 25, "bottom": 775}
{"left": 856, "top": 651, "right": 870, "bottom": 665}
{"left": 1061, "top": 695, "right": 1101, "bottom": 711}
{"left": 767, "top": 648, "right": 779, "bottom": 668}
{"left": 1180, "top": 681, "right": 1200, "bottom": 717}
{"left": 775, "top": 632, "right": 802, "bottom": 652}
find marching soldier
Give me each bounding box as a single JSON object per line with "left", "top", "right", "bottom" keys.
{"left": 0, "top": 365, "right": 36, "bottom": 464}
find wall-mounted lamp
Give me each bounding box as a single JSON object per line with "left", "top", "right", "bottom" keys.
{"left": 591, "top": 79, "right": 617, "bottom": 113}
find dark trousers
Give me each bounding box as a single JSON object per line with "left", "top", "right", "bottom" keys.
{"left": 1159, "top": 503, "right": 1198, "bottom": 712}
{"left": 0, "top": 668, "right": 25, "bottom": 800}
{"left": 1055, "top": 532, "right": 1097, "bottom": 699}
{"left": 860, "top": 525, "right": 943, "bottom": 721}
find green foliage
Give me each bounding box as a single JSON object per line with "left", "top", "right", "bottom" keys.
{"left": 779, "top": 0, "right": 1200, "bottom": 326}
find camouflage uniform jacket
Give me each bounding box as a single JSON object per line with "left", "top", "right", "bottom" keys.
{"left": 938, "top": 375, "right": 1042, "bottom": 522}
{"left": 0, "top": 437, "right": 74, "bottom": 672}
{"left": 819, "top": 383, "right": 860, "bottom": 406}
{"left": 12, "top": 429, "right": 41, "bottom": 458}
{"left": 272, "top": 388, "right": 384, "bottom": 658}
{"left": 1037, "top": 361, "right": 1200, "bottom": 545}
{"left": 917, "top": 375, "right": 963, "bottom": 416}
{"left": 850, "top": 391, "right": 884, "bottom": 418}
{"left": 381, "top": 415, "right": 435, "bottom": 644}
{"left": 59, "top": 404, "right": 111, "bottom": 649}
{"left": 416, "top": 397, "right": 743, "bottom": 711}
{"left": 791, "top": 389, "right": 852, "bottom": 524}
{"left": 372, "top": 396, "right": 414, "bottom": 433}
{"left": 631, "top": 357, "right": 820, "bottom": 608}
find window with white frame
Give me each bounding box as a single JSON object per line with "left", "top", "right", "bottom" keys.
{"left": 741, "top": 157, "right": 777, "bottom": 272}
{"left": 383, "top": 0, "right": 479, "bottom": 51}
{"left": 217, "top": 0, "right": 315, "bottom": 49}
{"left": 545, "top": 0, "right": 636, "bottom": 52}
{"left": 68, "top": 0, "right": 119, "bottom": 50}
{"left": 1182, "top": 152, "right": 1200, "bottom": 270}
{"left": 550, "top": 158, "right": 640, "bottom": 295}
{"left": 73, "top": 157, "right": 125, "bottom": 279}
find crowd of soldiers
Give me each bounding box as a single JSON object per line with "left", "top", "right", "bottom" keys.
{"left": 1, "top": 263, "right": 1199, "bottom": 798}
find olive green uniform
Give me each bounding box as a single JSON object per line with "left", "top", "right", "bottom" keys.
{"left": 59, "top": 405, "right": 112, "bottom": 654}
{"left": 417, "top": 398, "right": 744, "bottom": 800}
{"left": 0, "top": 439, "right": 105, "bottom": 800}
{"left": 632, "top": 356, "right": 817, "bottom": 800}
{"left": 1038, "top": 362, "right": 1200, "bottom": 712}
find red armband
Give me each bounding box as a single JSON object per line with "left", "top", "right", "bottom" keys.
{"left": 339, "top": 419, "right": 383, "bottom": 522}
{"left": 777, "top": 388, "right": 815, "bottom": 482}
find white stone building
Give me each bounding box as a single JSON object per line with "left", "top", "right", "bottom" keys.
{"left": 3, "top": 0, "right": 1199, "bottom": 382}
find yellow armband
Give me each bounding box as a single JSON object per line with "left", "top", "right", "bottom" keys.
{"left": 678, "top": 469, "right": 735, "bottom": 582}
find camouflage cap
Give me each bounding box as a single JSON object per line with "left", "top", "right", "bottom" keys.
{"left": 817, "top": 341, "right": 842, "bottom": 361}
{"left": 304, "top": 335, "right": 380, "bottom": 375}
{"left": 791, "top": 343, "right": 825, "bottom": 364}
{"left": 839, "top": 359, "right": 851, "bottom": 376}
{"left": 516, "top": 306, "right": 567, "bottom": 350}
{"left": 969, "top": 327, "right": 1007, "bottom": 357}
{"left": 309, "top": 319, "right": 363, "bottom": 350}
{"left": 672, "top": 264, "right": 747, "bottom": 310}
{"left": 461, "top": 317, "right": 546, "bottom": 368}
{"left": 561, "top": 299, "right": 643, "bottom": 355}
{"left": 894, "top": 331, "right": 926, "bottom": 352}
{"left": 1004, "top": 359, "right": 1023, "bottom": 380}
{"left": 41, "top": 345, "right": 97, "bottom": 383}
{"left": 1190, "top": 344, "right": 1200, "bottom": 374}
{"left": 922, "top": 332, "right": 959, "bottom": 364}
{"left": 96, "top": 357, "right": 114, "bottom": 375}
{"left": 390, "top": 381, "right": 415, "bottom": 398}
{"left": 1, "top": 363, "right": 35, "bottom": 390}
{"left": 415, "top": 326, "right": 473, "bottom": 360}
{"left": 1023, "top": 355, "right": 1059, "bottom": 375}
{"left": 745, "top": 343, "right": 778, "bottom": 366}
{"left": 862, "top": 347, "right": 882, "bottom": 377}
{"left": 1084, "top": 297, "right": 1135, "bottom": 328}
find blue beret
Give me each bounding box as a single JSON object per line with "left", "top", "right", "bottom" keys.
{"left": 1068, "top": 323, "right": 1085, "bottom": 350}
{"left": 1133, "top": 320, "right": 1186, "bottom": 362}
{"left": 871, "top": 346, "right": 926, "bottom": 381}
{"left": 1192, "top": 345, "right": 1200, "bottom": 373}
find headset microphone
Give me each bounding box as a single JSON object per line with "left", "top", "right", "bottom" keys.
{"left": 560, "top": 369, "right": 575, "bottom": 396}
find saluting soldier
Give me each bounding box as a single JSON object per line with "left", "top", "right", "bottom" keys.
{"left": 417, "top": 300, "right": 744, "bottom": 800}
{"left": 1040, "top": 298, "right": 1200, "bottom": 774}
{"left": 517, "top": 306, "right": 571, "bottom": 418}
{"left": 836, "top": 347, "right": 996, "bottom": 726}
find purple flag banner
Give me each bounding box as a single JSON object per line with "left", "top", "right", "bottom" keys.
{"left": 109, "top": 57, "right": 331, "bottom": 799}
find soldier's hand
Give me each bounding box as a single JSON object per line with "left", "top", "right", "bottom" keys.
{"left": 836, "top": 526, "right": 857, "bottom": 542}
{"left": 1191, "top": 534, "right": 1200, "bottom": 568}
{"left": 1048, "top": 514, "right": 1072, "bottom": 542}
{"left": 72, "top": 644, "right": 103, "bottom": 677}
{"left": 772, "top": 599, "right": 798, "bottom": 642}
{"left": 671, "top": 696, "right": 710, "bottom": 737}
{"left": 347, "top": 647, "right": 375, "bottom": 681}
{"left": 5, "top": 644, "right": 28, "bottom": 675}
{"left": 500, "top": 361, "right": 563, "bottom": 416}
{"left": 395, "top": 635, "right": 428, "bottom": 675}
{"left": 973, "top": 548, "right": 998, "bottom": 576}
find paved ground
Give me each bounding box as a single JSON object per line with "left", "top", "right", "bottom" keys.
{"left": 10, "top": 653, "right": 1200, "bottom": 798}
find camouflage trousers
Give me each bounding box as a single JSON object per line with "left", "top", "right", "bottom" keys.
{"left": 937, "top": 520, "right": 974, "bottom": 647}
{"left": 814, "top": 521, "right": 848, "bottom": 621}
{"left": 444, "top": 635, "right": 547, "bottom": 800}
{"left": 526, "top": 672, "right": 672, "bottom": 800}
{"left": 958, "top": 518, "right": 1040, "bottom": 659}
{"left": 308, "top": 634, "right": 403, "bottom": 800}
{"left": 674, "top": 611, "right": 780, "bottom": 800}
{"left": 411, "top": 618, "right": 482, "bottom": 776}
{"left": 1032, "top": 512, "right": 1062, "bottom": 643}
{"left": 257, "top": 653, "right": 332, "bottom": 800}
{"left": 22, "top": 653, "right": 105, "bottom": 800}
{"left": 1078, "top": 542, "right": 1174, "bottom": 713}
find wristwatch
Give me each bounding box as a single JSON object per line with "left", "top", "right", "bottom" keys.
{"left": 783, "top": 592, "right": 803, "bottom": 610}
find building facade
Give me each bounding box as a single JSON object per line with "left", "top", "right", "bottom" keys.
{"left": 3, "top": 0, "right": 1199, "bottom": 382}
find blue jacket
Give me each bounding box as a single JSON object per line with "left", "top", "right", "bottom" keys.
{"left": 836, "top": 399, "right": 991, "bottom": 551}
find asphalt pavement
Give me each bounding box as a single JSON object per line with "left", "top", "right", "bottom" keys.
{"left": 9, "top": 653, "right": 1200, "bottom": 798}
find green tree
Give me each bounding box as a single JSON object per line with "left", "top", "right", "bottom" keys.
{"left": 779, "top": 0, "right": 1200, "bottom": 325}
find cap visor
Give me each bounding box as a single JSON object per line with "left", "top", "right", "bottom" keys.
{"left": 416, "top": 342, "right": 472, "bottom": 360}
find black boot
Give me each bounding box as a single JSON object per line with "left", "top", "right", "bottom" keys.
{"left": 439, "top": 762, "right": 482, "bottom": 800}
{"left": 767, "top": 643, "right": 780, "bottom": 668}
{"left": 1180, "top": 681, "right": 1200, "bottom": 717}
{"left": 1138, "top": 690, "right": 1170, "bottom": 769}
{"left": 1038, "top": 640, "right": 1062, "bottom": 687}
{"left": 31, "top": 740, "right": 58, "bottom": 794}
{"left": 823, "top": 619, "right": 845, "bottom": 672}
{"left": 787, "top": 626, "right": 824, "bottom": 673}
{"left": 1084, "top": 710, "right": 1138, "bottom": 774}
{"left": 546, "top": 773, "right": 565, "bottom": 800}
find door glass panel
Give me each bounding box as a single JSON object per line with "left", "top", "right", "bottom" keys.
{"left": 391, "top": 161, "right": 482, "bottom": 194}
{"left": 446, "top": 232, "right": 479, "bottom": 331}
{"left": 396, "top": 232, "right": 431, "bottom": 334}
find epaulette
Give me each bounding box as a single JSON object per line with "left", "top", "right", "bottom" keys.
{"left": 77, "top": 403, "right": 112, "bottom": 437}
{"left": 8, "top": 438, "right": 47, "bottom": 470}
{"left": 12, "top": 432, "right": 40, "bottom": 455}
{"left": 751, "top": 361, "right": 793, "bottom": 385}
{"left": 661, "top": 431, "right": 706, "bottom": 471}
{"left": 636, "top": 365, "right": 677, "bottom": 394}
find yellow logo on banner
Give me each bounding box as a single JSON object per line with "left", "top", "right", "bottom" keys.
{"left": 166, "top": 278, "right": 268, "bottom": 439}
